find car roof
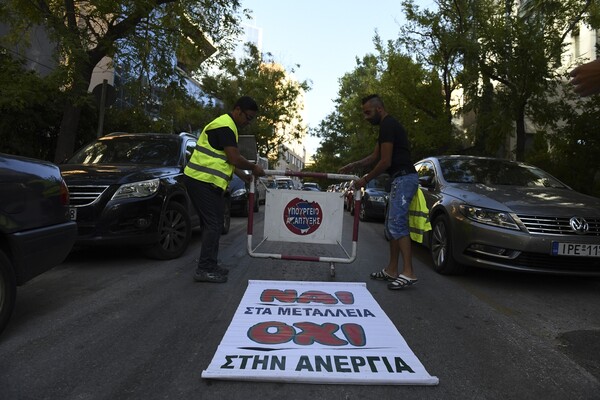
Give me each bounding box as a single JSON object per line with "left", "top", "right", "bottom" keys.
{"left": 421, "top": 155, "right": 521, "bottom": 163}
{"left": 101, "top": 132, "right": 191, "bottom": 142}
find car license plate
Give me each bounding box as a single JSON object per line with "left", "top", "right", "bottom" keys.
{"left": 552, "top": 242, "right": 600, "bottom": 257}
{"left": 68, "top": 207, "right": 77, "bottom": 221}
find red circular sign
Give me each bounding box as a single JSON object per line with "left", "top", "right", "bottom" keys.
{"left": 283, "top": 197, "right": 323, "bottom": 235}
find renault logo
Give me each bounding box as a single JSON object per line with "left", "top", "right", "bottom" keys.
{"left": 569, "top": 217, "right": 589, "bottom": 234}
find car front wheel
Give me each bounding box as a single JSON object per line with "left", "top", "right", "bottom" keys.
{"left": 145, "top": 202, "right": 192, "bottom": 260}
{"left": 0, "top": 250, "right": 17, "bottom": 335}
{"left": 430, "top": 214, "right": 466, "bottom": 274}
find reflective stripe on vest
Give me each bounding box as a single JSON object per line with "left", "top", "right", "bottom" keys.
{"left": 184, "top": 114, "right": 238, "bottom": 190}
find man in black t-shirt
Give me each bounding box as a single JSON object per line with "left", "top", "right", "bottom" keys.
{"left": 339, "top": 94, "right": 419, "bottom": 290}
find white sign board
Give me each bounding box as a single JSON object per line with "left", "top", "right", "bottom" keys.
{"left": 202, "top": 280, "right": 439, "bottom": 385}
{"left": 264, "top": 190, "right": 344, "bottom": 245}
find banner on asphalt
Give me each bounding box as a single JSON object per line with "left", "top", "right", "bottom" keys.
{"left": 202, "top": 280, "right": 439, "bottom": 385}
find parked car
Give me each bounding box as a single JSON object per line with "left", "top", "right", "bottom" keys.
{"left": 275, "top": 177, "right": 294, "bottom": 189}
{"left": 59, "top": 132, "right": 231, "bottom": 260}
{"left": 343, "top": 180, "right": 355, "bottom": 211}
{"left": 229, "top": 173, "right": 265, "bottom": 217}
{"left": 302, "top": 185, "right": 320, "bottom": 191}
{"left": 353, "top": 174, "right": 390, "bottom": 221}
{"left": 260, "top": 177, "right": 277, "bottom": 190}
{"left": 0, "top": 153, "right": 77, "bottom": 334}
{"left": 301, "top": 182, "right": 321, "bottom": 191}
{"left": 415, "top": 155, "right": 600, "bottom": 276}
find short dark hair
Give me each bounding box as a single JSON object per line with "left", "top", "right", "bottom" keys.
{"left": 361, "top": 94, "right": 384, "bottom": 108}
{"left": 235, "top": 96, "right": 258, "bottom": 112}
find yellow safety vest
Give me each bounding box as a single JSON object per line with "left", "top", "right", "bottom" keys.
{"left": 409, "top": 188, "right": 432, "bottom": 243}
{"left": 184, "top": 114, "right": 238, "bottom": 191}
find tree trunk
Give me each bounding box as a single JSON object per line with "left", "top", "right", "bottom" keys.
{"left": 515, "top": 104, "right": 526, "bottom": 162}
{"left": 54, "top": 103, "right": 82, "bottom": 163}
{"left": 53, "top": 56, "right": 96, "bottom": 163}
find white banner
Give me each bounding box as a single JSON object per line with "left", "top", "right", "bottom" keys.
{"left": 264, "top": 190, "right": 344, "bottom": 244}
{"left": 202, "top": 280, "right": 439, "bottom": 385}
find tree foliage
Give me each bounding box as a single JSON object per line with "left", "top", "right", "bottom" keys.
{"left": 199, "top": 44, "right": 311, "bottom": 166}
{"left": 527, "top": 83, "right": 600, "bottom": 196}
{"left": 101, "top": 77, "right": 221, "bottom": 138}
{"left": 0, "top": 0, "right": 245, "bottom": 162}
{"left": 309, "top": 43, "right": 458, "bottom": 175}
{"left": 400, "top": 0, "right": 597, "bottom": 161}
{"left": 0, "top": 52, "right": 63, "bottom": 159}
{"left": 309, "top": 0, "right": 599, "bottom": 197}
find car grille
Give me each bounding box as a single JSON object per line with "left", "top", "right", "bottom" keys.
{"left": 68, "top": 185, "right": 109, "bottom": 206}
{"left": 514, "top": 252, "right": 600, "bottom": 273}
{"left": 473, "top": 251, "right": 600, "bottom": 273}
{"left": 517, "top": 215, "right": 600, "bottom": 236}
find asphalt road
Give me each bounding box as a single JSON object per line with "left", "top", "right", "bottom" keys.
{"left": 1, "top": 211, "right": 599, "bottom": 400}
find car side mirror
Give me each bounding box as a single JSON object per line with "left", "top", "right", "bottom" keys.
{"left": 419, "top": 176, "right": 435, "bottom": 189}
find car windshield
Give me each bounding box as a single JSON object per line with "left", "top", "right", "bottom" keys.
{"left": 68, "top": 136, "right": 180, "bottom": 166}
{"left": 262, "top": 179, "right": 276, "bottom": 189}
{"left": 439, "top": 158, "right": 567, "bottom": 188}
{"left": 276, "top": 180, "right": 291, "bottom": 189}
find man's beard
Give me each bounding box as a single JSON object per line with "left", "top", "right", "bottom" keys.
{"left": 367, "top": 114, "right": 381, "bottom": 125}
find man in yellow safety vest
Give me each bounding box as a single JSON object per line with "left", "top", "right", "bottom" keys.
{"left": 184, "top": 96, "right": 265, "bottom": 283}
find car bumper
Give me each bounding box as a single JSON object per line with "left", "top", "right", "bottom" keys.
{"left": 230, "top": 196, "right": 249, "bottom": 216}
{"left": 448, "top": 216, "right": 600, "bottom": 276}
{"left": 364, "top": 201, "right": 386, "bottom": 219}
{"left": 71, "top": 196, "right": 164, "bottom": 246}
{"left": 9, "top": 221, "right": 77, "bottom": 285}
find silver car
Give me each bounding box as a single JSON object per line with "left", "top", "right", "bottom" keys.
{"left": 415, "top": 155, "right": 600, "bottom": 276}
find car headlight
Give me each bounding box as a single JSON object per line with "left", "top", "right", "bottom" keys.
{"left": 370, "top": 195, "right": 385, "bottom": 203}
{"left": 231, "top": 188, "right": 248, "bottom": 198}
{"left": 112, "top": 178, "right": 160, "bottom": 200}
{"left": 459, "top": 205, "right": 520, "bottom": 230}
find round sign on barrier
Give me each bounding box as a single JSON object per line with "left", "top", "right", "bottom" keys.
{"left": 283, "top": 197, "right": 323, "bottom": 235}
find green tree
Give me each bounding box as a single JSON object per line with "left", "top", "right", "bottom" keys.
{"left": 400, "top": 0, "right": 471, "bottom": 125}
{"left": 199, "top": 44, "right": 310, "bottom": 165}
{"left": 311, "top": 43, "right": 457, "bottom": 174}
{"left": 377, "top": 42, "right": 457, "bottom": 160}
{"left": 526, "top": 80, "right": 600, "bottom": 197}
{"left": 102, "top": 78, "right": 221, "bottom": 137}
{"left": 0, "top": 0, "right": 245, "bottom": 162}
{"left": 308, "top": 113, "right": 353, "bottom": 176}
{"left": 403, "top": 0, "right": 595, "bottom": 160}
{"left": 0, "top": 51, "right": 65, "bottom": 159}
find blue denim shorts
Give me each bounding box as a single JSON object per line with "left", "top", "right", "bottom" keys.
{"left": 384, "top": 173, "right": 419, "bottom": 240}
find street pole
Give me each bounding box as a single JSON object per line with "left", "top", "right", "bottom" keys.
{"left": 97, "top": 79, "right": 107, "bottom": 137}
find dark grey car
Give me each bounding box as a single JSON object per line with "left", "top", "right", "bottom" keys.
{"left": 60, "top": 132, "right": 231, "bottom": 260}
{"left": 0, "top": 153, "right": 77, "bottom": 334}
{"left": 415, "top": 155, "right": 600, "bottom": 276}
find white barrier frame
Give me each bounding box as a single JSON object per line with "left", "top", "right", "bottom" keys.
{"left": 246, "top": 170, "right": 361, "bottom": 276}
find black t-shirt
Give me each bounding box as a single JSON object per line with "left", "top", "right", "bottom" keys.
{"left": 378, "top": 115, "right": 416, "bottom": 176}
{"left": 206, "top": 115, "right": 238, "bottom": 150}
